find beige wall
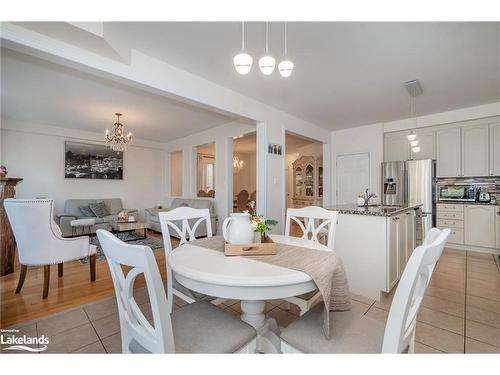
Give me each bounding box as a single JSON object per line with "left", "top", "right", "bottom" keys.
{"left": 170, "top": 150, "right": 183, "bottom": 196}
{"left": 233, "top": 152, "right": 256, "bottom": 199}
{"left": 1, "top": 118, "right": 166, "bottom": 218}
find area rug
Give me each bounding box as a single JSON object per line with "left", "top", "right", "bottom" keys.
{"left": 80, "top": 234, "right": 164, "bottom": 264}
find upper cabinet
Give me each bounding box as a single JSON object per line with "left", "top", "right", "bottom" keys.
{"left": 384, "top": 129, "right": 435, "bottom": 162}
{"left": 490, "top": 123, "right": 500, "bottom": 176}
{"left": 411, "top": 131, "right": 436, "bottom": 160}
{"left": 384, "top": 134, "right": 409, "bottom": 162}
{"left": 384, "top": 117, "right": 499, "bottom": 178}
{"left": 461, "top": 124, "right": 489, "bottom": 177}
{"left": 437, "top": 128, "right": 461, "bottom": 177}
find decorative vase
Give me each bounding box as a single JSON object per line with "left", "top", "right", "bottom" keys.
{"left": 222, "top": 212, "right": 255, "bottom": 244}
{"left": 253, "top": 232, "right": 261, "bottom": 243}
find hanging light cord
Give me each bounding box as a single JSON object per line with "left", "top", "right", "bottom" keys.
{"left": 241, "top": 21, "right": 245, "bottom": 51}
{"left": 265, "top": 22, "right": 269, "bottom": 53}
{"left": 284, "top": 22, "right": 288, "bottom": 56}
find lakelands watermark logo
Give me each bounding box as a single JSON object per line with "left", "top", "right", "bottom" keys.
{"left": 1, "top": 329, "right": 49, "bottom": 352}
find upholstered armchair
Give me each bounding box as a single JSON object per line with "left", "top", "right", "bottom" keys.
{"left": 4, "top": 199, "right": 97, "bottom": 299}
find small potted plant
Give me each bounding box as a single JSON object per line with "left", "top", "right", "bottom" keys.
{"left": 246, "top": 201, "right": 278, "bottom": 242}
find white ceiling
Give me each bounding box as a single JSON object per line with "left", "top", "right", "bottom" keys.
{"left": 106, "top": 22, "right": 500, "bottom": 128}
{"left": 0, "top": 48, "right": 237, "bottom": 142}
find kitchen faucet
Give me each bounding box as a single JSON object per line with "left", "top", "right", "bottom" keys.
{"left": 364, "top": 188, "right": 377, "bottom": 207}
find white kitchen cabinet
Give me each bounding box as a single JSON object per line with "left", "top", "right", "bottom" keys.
{"left": 384, "top": 134, "right": 409, "bottom": 162}
{"left": 410, "top": 131, "right": 436, "bottom": 160}
{"left": 496, "top": 208, "right": 500, "bottom": 249}
{"left": 462, "top": 124, "right": 489, "bottom": 177}
{"left": 437, "top": 128, "right": 461, "bottom": 177}
{"left": 387, "top": 215, "right": 400, "bottom": 290}
{"left": 490, "top": 123, "right": 500, "bottom": 176}
{"left": 464, "top": 205, "right": 496, "bottom": 248}
{"left": 404, "top": 210, "right": 416, "bottom": 261}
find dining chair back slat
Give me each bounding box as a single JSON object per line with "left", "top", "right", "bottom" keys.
{"left": 285, "top": 206, "right": 339, "bottom": 249}
{"left": 382, "top": 227, "right": 451, "bottom": 353}
{"left": 158, "top": 207, "right": 213, "bottom": 309}
{"left": 96, "top": 229, "right": 174, "bottom": 353}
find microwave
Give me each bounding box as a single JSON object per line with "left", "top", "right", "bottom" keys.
{"left": 438, "top": 185, "right": 476, "bottom": 202}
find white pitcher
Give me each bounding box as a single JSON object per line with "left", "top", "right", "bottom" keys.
{"left": 222, "top": 213, "right": 255, "bottom": 244}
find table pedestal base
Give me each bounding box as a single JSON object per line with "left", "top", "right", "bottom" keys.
{"left": 241, "top": 300, "right": 281, "bottom": 353}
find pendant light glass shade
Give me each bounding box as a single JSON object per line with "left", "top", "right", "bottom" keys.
{"left": 259, "top": 55, "right": 276, "bottom": 75}
{"left": 233, "top": 22, "right": 253, "bottom": 75}
{"left": 279, "top": 23, "right": 294, "bottom": 78}
{"left": 407, "top": 131, "right": 417, "bottom": 141}
{"left": 259, "top": 22, "right": 276, "bottom": 75}
{"left": 409, "top": 140, "right": 419, "bottom": 147}
{"left": 278, "top": 60, "right": 294, "bottom": 77}
{"left": 234, "top": 53, "right": 253, "bottom": 75}
{"left": 412, "top": 146, "right": 421, "bottom": 153}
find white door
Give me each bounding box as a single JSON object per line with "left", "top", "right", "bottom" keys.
{"left": 462, "top": 124, "right": 489, "bottom": 177}
{"left": 384, "top": 135, "right": 409, "bottom": 162}
{"left": 464, "top": 205, "right": 496, "bottom": 248}
{"left": 490, "top": 123, "right": 500, "bottom": 177}
{"left": 336, "top": 153, "right": 370, "bottom": 205}
{"left": 437, "top": 128, "right": 461, "bottom": 177}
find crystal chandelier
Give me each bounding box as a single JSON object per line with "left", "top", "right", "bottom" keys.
{"left": 104, "top": 113, "right": 132, "bottom": 152}
{"left": 233, "top": 156, "right": 244, "bottom": 173}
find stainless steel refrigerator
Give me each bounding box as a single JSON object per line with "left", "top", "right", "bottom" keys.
{"left": 381, "top": 159, "right": 435, "bottom": 241}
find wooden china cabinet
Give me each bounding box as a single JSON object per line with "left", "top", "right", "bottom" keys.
{"left": 292, "top": 156, "right": 323, "bottom": 208}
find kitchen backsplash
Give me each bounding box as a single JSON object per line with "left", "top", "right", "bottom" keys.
{"left": 436, "top": 177, "right": 500, "bottom": 203}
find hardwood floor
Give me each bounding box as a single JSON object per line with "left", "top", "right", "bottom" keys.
{"left": 0, "top": 231, "right": 175, "bottom": 328}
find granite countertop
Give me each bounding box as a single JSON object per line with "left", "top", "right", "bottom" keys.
{"left": 324, "top": 203, "right": 423, "bottom": 217}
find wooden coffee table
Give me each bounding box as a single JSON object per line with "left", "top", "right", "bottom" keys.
{"left": 111, "top": 221, "right": 150, "bottom": 241}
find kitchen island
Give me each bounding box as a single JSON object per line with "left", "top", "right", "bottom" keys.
{"left": 325, "top": 203, "right": 422, "bottom": 300}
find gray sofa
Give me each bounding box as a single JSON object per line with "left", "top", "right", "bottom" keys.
{"left": 57, "top": 198, "right": 137, "bottom": 237}
{"left": 146, "top": 198, "right": 217, "bottom": 237}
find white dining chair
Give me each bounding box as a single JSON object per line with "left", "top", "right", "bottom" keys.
{"left": 4, "top": 198, "right": 97, "bottom": 299}
{"left": 158, "top": 206, "right": 215, "bottom": 310}
{"left": 283, "top": 206, "right": 339, "bottom": 315}
{"left": 96, "top": 229, "right": 257, "bottom": 353}
{"left": 280, "top": 228, "right": 451, "bottom": 353}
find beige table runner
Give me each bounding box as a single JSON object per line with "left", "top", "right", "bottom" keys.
{"left": 189, "top": 236, "right": 351, "bottom": 338}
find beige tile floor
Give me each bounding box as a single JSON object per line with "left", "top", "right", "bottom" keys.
{"left": 1, "top": 248, "right": 499, "bottom": 354}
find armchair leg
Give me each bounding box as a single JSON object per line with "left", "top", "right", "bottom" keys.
{"left": 15, "top": 265, "right": 28, "bottom": 294}
{"left": 89, "top": 254, "right": 96, "bottom": 282}
{"left": 43, "top": 265, "right": 50, "bottom": 299}
{"left": 58, "top": 263, "right": 63, "bottom": 277}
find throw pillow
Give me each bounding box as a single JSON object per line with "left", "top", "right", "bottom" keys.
{"left": 89, "top": 201, "right": 110, "bottom": 218}
{"left": 179, "top": 202, "right": 190, "bottom": 207}
{"left": 79, "top": 206, "right": 96, "bottom": 217}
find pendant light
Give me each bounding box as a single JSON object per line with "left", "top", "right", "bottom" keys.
{"left": 233, "top": 22, "right": 253, "bottom": 75}
{"left": 259, "top": 22, "right": 276, "bottom": 75}
{"left": 404, "top": 80, "right": 423, "bottom": 153}
{"left": 278, "top": 22, "right": 294, "bottom": 78}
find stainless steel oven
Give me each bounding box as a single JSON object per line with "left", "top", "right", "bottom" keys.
{"left": 437, "top": 184, "right": 476, "bottom": 202}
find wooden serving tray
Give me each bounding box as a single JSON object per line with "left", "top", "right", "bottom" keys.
{"left": 224, "top": 238, "right": 277, "bottom": 256}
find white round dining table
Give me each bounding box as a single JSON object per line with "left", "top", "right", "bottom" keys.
{"left": 167, "top": 234, "right": 331, "bottom": 353}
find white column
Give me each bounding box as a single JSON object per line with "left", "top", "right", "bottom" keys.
{"left": 322, "top": 142, "right": 331, "bottom": 207}
{"left": 256, "top": 122, "right": 267, "bottom": 216}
